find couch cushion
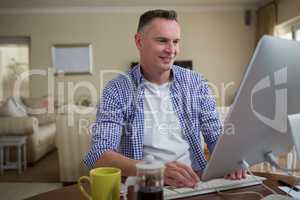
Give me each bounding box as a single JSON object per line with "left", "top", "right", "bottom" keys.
{"left": 23, "top": 97, "right": 52, "bottom": 115}
{"left": 0, "top": 97, "right": 28, "bottom": 117}
{"left": 14, "top": 97, "right": 28, "bottom": 113}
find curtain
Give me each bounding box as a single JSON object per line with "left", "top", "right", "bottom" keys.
{"left": 256, "top": 1, "right": 278, "bottom": 43}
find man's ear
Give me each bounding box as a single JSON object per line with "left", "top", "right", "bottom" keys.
{"left": 135, "top": 33, "right": 142, "bottom": 50}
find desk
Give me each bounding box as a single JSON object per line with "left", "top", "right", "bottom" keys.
{"left": 25, "top": 172, "right": 298, "bottom": 200}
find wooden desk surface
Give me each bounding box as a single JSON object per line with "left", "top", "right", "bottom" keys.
{"left": 25, "top": 172, "right": 298, "bottom": 200}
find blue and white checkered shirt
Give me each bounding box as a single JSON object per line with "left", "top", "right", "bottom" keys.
{"left": 84, "top": 65, "right": 222, "bottom": 171}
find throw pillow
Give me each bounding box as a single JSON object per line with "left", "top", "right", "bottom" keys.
{"left": 0, "top": 97, "right": 28, "bottom": 117}
{"left": 23, "top": 97, "right": 50, "bottom": 115}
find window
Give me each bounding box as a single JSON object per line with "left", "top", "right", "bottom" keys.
{"left": 0, "top": 37, "right": 30, "bottom": 101}
{"left": 279, "top": 32, "right": 293, "bottom": 40}
{"left": 275, "top": 16, "right": 300, "bottom": 41}
{"left": 296, "top": 29, "right": 300, "bottom": 41}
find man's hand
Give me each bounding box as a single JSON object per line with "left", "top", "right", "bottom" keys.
{"left": 164, "top": 161, "right": 200, "bottom": 188}
{"left": 224, "top": 169, "right": 247, "bottom": 180}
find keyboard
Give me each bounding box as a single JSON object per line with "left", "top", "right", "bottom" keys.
{"left": 261, "top": 194, "right": 299, "bottom": 200}
{"left": 164, "top": 175, "right": 266, "bottom": 199}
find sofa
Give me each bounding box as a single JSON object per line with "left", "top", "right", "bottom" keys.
{"left": 0, "top": 97, "right": 56, "bottom": 163}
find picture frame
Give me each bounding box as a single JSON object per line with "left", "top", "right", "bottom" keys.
{"left": 52, "top": 43, "right": 93, "bottom": 75}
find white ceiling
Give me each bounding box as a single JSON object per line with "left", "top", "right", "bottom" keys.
{"left": 0, "top": 0, "right": 269, "bottom": 9}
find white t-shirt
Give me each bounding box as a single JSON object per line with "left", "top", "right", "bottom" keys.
{"left": 143, "top": 80, "right": 191, "bottom": 166}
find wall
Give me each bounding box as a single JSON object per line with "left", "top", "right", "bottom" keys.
{"left": 277, "top": 0, "right": 300, "bottom": 24}
{"left": 0, "top": 7, "right": 256, "bottom": 106}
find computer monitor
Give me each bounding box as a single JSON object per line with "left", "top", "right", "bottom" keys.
{"left": 201, "top": 36, "right": 300, "bottom": 181}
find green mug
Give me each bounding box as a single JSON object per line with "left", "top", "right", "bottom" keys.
{"left": 78, "top": 167, "right": 121, "bottom": 200}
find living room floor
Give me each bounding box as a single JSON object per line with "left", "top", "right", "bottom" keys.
{"left": 0, "top": 149, "right": 60, "bottom": 182}
{"left": 0, "top": 182, "right": 62, "bottom": 200}
{"left": 0, "top": 149, "right": 62, "bottom": 200}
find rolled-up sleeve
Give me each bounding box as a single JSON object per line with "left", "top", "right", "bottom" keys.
{"left": 83, "top": 81, "right": 124, "bottom": 169}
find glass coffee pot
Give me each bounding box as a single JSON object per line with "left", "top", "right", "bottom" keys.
{"left": 124, "top": 155, "right": 165, "bottom": 200}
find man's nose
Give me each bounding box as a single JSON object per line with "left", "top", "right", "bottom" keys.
{"left": 165, "top": 42, "right": 176, "bottom": 54}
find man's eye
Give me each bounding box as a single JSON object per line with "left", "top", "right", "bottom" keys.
{"left": 158, "top": 39, "right": 167, "bottom": 43}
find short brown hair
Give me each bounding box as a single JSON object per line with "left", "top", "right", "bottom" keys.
{"left": 137, "top": 9, "right": 178, "bottom": 33}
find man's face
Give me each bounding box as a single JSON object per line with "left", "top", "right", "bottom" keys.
{"left": 135, "top": 18, "right": 181, "bottom": 73}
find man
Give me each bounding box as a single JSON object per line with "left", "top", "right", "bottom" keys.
{"left": 84, "top": 9, "right": 245, "bottom": 188}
